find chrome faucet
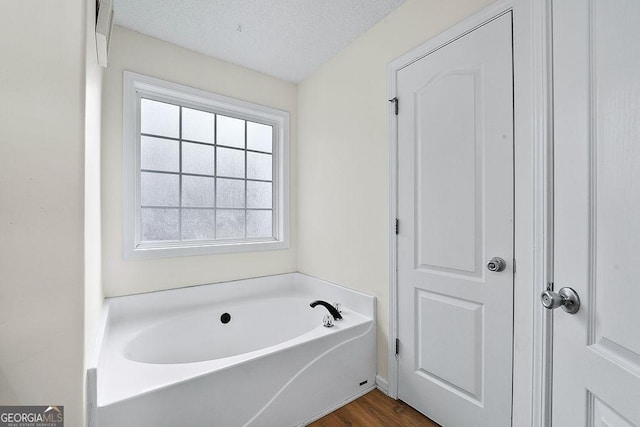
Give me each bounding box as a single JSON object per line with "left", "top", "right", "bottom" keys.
{"left": 310, "top": 300, "right": 343, "bottom": 321}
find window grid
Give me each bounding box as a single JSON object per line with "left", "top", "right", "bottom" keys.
{"left": 178, "top": 105, "right": 183, "bottom": 240}
{"left": 213, "top": 113, "right": 217, "bottom": 240}
{"left": 139, "top": 98, "right": 274, "bottom": 243}
{"left": 140, "top": 132, "right": 273, "bottom": 155}
{"left": 243, "top": 119, "right": 248, "bottom": 240}
{"left": 140, "top": 169, "right": 273, "bottom": 183}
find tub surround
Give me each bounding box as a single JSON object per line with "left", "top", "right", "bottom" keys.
{"left": 88, "top": 273, "right": 376, "bottom": 426}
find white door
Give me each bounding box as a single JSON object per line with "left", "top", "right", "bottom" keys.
{"left": 551, "top": 1, "right": 640, "bottom": 425}
{"left": 397, "top": 13, "right": 514, "bottom": 427}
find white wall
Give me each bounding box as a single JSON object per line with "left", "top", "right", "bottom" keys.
{"left": 102, "top": 26, "right": 297, "bottom": 297}
{"left": 297, "top": 0, "right": 494, "bottom": 381}
{"left": 0, "top": 1, "right": 87, "bottom": 425}
{"left": 84, "top": 0, "right": 105, "bottom": 414}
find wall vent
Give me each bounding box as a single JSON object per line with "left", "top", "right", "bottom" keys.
{"left": 96, "top": 0, "right": 114, "bottom": 67}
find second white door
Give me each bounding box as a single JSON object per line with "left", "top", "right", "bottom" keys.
{"left": 397, "top": 12, "right": 514, "bottom": 427}
{"left": 552, "top": 0, "right": 640, "bottom": 424}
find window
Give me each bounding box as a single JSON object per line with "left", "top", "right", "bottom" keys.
{"left": 123, "top": 72, "right": 289, "bottom": 259}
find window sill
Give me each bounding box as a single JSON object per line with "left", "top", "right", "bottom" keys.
{"left": 124, "top": 239, "right": 290, "bottom": 260}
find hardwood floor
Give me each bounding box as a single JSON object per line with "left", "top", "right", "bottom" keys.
{"left": 308, "top": 389, "right": 440, "bottom": 427}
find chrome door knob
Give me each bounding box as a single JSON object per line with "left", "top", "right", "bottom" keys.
{"left": 487, "top": 257, "right": 506, "bottom": 272}
{"left": 540, "top": 287, "right": 580, "bottom": 314}
{"left": 540, "top": 291, "right": 563, "bottom": 309}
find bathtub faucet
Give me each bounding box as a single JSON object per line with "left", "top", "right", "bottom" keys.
{"left": 310, "top": 300, "right": 343, "bottom": 321}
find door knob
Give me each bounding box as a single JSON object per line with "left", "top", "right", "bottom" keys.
{"left": 540, "top": 287, "right": 580, "bottom": 314}
{"left": 487, "top": 257, "right": 506, "bottom": 272}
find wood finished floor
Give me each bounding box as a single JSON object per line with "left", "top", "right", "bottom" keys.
{"left": 308, "top": 389, "right": 440, "bottom": 427}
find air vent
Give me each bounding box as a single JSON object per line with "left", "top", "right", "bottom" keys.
{"left": 96, "top": 0, "right": 114, "bottom": 67}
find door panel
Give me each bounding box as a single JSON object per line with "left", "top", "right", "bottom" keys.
{"left": 553, "top": 0, "right": 640, "bottom": 425}
{"left": 397, "top": 13, "right": 514, "bottom": 427}
{"left": 416, "top": 71, "right": 480, "bottom": 274}
{"left": 415, "top": 291, "right": 484, "bottom": 400}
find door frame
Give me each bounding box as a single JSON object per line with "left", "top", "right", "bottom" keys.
{"left": 386, "top": 0, "right": 554, "bottom": 425}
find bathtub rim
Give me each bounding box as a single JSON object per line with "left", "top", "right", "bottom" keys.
{"left": 87, "top": 301, "right": 111, "bottom": 427}
{"left": 101, "top": 272, "right": 375, "bottom": 324}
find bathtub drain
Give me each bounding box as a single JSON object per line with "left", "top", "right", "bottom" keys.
{"left": 220, "top": 313, "right": 231, "bottom": 324}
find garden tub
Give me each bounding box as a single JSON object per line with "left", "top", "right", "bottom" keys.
{"left": 87, "top": 273, "right": 376, "bottom": 426}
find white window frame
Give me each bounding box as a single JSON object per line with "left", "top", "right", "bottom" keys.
{"left": 123, "top": 71, "right": 290, "bottom": 259}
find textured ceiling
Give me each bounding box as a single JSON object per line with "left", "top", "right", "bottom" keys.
{"left": 113, "top": 0, "right": 407, "bottom": 83}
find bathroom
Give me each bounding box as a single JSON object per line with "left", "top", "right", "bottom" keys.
{"left": 1, "top": 0, "right": 639, "bottom": 426}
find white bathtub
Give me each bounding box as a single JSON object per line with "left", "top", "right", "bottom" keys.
{"left": 87, "top": 273, "right": 376, "bottom": 427}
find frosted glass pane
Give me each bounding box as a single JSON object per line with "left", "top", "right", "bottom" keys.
{"left": 217, "top": 115, "right": 245, "bottom": 148}
{"left": 217, "top": 147, "right": 245, "bottom": 178}
{"left": 141, "top": 208, "right": 179, "bottom": 241}
{"left": 182, "top": 107, "right": 214, "bottom": 143}
{"left": 182, "top": 209, "right": 216, "bottom": 240}
{"left": 141, "top": 136, "right": 179, "bottom": 172}
{"left": 217, "top": 178, "right": 245, "bottom": 208}
{"left": 247, "top": 122, "right": 272, "bottom": 153}
{"left": 247, "top": 181, "right": 272, "bottom": 209}
{"left": 247, "top": 210, "right": 272, "bottom": 238}
{"left": 182, "top": 176, "right": 215, "bottom": 207}
{"left": 216, "top": 210, "right": 245, "bottom": 239}
{"left": 141, "top": 99, "right": 179, "bottom": 138}
{"left": 183, "top": 142, "right": 215, "bottom": 175}
{"left": 247, "top": 152, "right": 272, "bottom": 181}
{"left": 141, "top": 172, "right": 179, "bottom": 206}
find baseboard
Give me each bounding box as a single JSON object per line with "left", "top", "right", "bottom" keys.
{"left": 300, "top": 385, "right": 375, "bottom": 426}
{"left": 375, "top": 374, "right": 389, "bottom": 395}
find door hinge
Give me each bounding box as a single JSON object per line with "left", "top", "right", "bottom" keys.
{"left": 395, "top": 338, "right": 399, "bottom": 356}
{"left": 395, "top": 218, "right": 399, "bottom": 235}
{"left": 513, "top": 258, "right": 516, "bottom": 274}
{"left": 389, "top": 97, "right": 398, "bottom": 115}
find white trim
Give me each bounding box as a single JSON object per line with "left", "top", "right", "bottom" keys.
{"left": 386, "top": 55, "right": 399, "bottom": 399}
{"left": 123, "top": 71, "right": 290, "bottom": 259}
{"left": 530, "top": 1, "right": 555, "bottom": 425}
{"left": 386, "top": 1, "right": 552, "bottom": 425}
{"left": 512, "top": 0, "right": 554, "bottom": 425}
{"left": 375, "top": 374, "right": 389, "bottom": 395}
